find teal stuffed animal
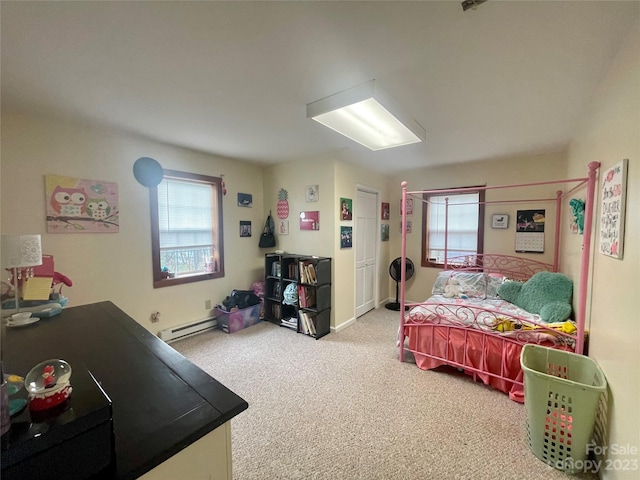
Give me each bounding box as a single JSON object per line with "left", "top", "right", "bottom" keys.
{"left": 497, "top": 271, "right": 573, "bottom": 323}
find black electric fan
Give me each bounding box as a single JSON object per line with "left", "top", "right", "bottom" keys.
{"left": 385, "top": 257, "right": 415, "bottom": 311}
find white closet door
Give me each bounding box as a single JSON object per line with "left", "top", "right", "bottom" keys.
{"left": 355, "top": 189, "right": 378, "bottom": 318}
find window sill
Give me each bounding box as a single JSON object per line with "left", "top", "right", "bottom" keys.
{"left": 153, "top": 271, "right": 223, "bottom": 288}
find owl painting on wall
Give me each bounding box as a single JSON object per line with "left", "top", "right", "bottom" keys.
{"left": 50, "top": 185, "right": 88, "bottom": 217}
{"left": 46, "top": 175, "right": 119, "bottom": 233}
{"left": 86, "top": 198, "right": 111, "bottom": 220}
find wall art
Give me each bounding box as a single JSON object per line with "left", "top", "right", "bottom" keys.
{"left": 238, "top": 193, "right": 252, "bottom": 207}
{"left": 381, "top": 224, "right": 389, "bottom": 241}
{"left": 305, "top": 185, "right": 319, "bottom": 202}
{"left": 240, "top": 221, "right": 252, "bottom": 237}
{"left": 381, "top": 202, "right": 390, "bottom": 220}
{"left": 46, "top": 175, "right": 119, "bottom": 233}
{"left": 340, "top": 198, "right": 352, "bottom": 220}
{"left": 599, "top": 159, "right": 628, "bottom": 259}
{"left": 491, "top": 214, "right": 509, "bottom": 229}
{"left": 277, "top": 189, "right": 289, "bottom": 219}
{"left": 340, "top": 226, "right": 352, "bottom": 248}
{"left": 300, "top": 211, "right": 319, "bottom": 230}
{"left": 400, "top": 197, "right": 413, "bottom": 216}
{"left": 277, "top": 219, "right": 289, "bottom": 235}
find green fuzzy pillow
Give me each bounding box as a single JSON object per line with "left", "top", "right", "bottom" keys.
{"left": 497, "top": 271, "right": 573, "bottom": 323}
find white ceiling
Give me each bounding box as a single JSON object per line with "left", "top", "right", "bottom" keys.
{"left": 2, "top": 1, "right": 638, "bottom": 174}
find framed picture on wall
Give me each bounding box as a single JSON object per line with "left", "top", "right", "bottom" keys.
{"left": 340, "top": 198, "right": 352, "bottom": 220}
{"left": 381, "top": 224, "right": 389, "bottom": 241}
{"left": 239, "top": 221, "right": 252, "bottom": 237}
{"left": 305, "top": 185, "right": 319, "bottom": 202}
{"left": 381, "top": 202, "right": 390, "bottom": 220}
{"left": 340, "top": 226, "right": 352, "bottom": 248}
{"left": 492, "top": 214, "right": 509, "bottom": 229}
{"left": 400, "top": 197, "right": 413, "bottom": 216}
{"left": 599, "top": 159, "right": 628, "bottom": 259}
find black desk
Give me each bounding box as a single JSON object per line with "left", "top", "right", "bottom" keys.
{"left": 1, "top": 301, "right": 248, "bottom": 479}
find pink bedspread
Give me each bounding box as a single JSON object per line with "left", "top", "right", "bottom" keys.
{"left": 406, "top": 324, "right": 566, "bottom": 402}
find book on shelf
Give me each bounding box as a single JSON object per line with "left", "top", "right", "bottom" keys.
{"left": 298, "top": 260, "right": 317, "bottom": 284}
{"left": 297, "top": 285, "right": 316, "bottom": 309}
{"left": 272, "top": 261, "right": 281, "bottom": 277}
{"left": 288, "top": 263, "right": 298, "bottom": 279}
{"left": 298, "top": 311, "right": 309, "bottom": 334}
{"left": 299, "top": 311, "right": 315, "bottom": 335}
{"left": 280, "top": 317, "right": 297, "bottom": 330}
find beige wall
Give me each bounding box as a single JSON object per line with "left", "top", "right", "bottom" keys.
{"left": 1, "top": 112, "right": 265, "bottom": 333}
{"left": 333, "top": 161, "right": 391, "bottom": 329}
{"left": 389, "top": 152, "right": 568, "bottom": 303}
{"left": 262, "top": 158, "right": 390, "bottom": 330}
{"left": 564, "top": 19, "right": 639, "bottom": 479}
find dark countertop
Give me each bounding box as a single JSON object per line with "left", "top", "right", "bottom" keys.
{"left": 1, "top": 301, "right": 248, "bottom": 479}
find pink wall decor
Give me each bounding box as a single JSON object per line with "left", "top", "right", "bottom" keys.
{"left": 46, "top": 175, "right": 119, "bottom": 233}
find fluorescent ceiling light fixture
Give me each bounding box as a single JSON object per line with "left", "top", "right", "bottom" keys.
{"left": 306, "top": 80, "right": 425, "bottom": 151}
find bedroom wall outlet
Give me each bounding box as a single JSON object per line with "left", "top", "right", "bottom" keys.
{"left": 150, "top": 311, "right": 161, "bottom": 323}
{"left": 205, "top": 299, "right": 212, "bottom": 310}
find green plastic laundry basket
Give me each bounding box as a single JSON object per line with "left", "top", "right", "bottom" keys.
{"left": 520, "top": 344, "right": 607, "bottom": 474}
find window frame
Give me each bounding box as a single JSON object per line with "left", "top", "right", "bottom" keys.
{"left": 149, "top": 169, "right": 225, "bottom": 288}
{"left": 421, "top": 187, "right": 485, "bottom": 268}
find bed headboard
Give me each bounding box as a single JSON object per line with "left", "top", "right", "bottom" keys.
{"left": 445, "top": 254, "right": 555, "bottom": 281}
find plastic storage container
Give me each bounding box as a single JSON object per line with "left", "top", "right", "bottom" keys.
{"left": 215, "top": 303, "right": 261, "bottom": 333}
{"left": 520, "top": 344, "right": 607, "bottom": 474}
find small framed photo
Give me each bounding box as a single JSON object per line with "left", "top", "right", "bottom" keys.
{"left": 340, "top": 226, "right": 352, "bottom": 248}
{"left": 305, "top": 185, "right": 319, "bottom": 202}
{"left": 277, "top": 219, "right": 289, "bottom": 235}
{"left": 381, "top": 224, "right": 389, "bottom": 241}
{"left": 492, "top": 214, "right": 509, "bottom": 229}
{"left": 340, "top": 198, "right": 352, "bottom": 220}
{"left": 381, "top": 202, "right": 390, "bottom": 220}
{"left": 239, "top": 221, "right": 252, "bottom": 237}
{"left": 237, "top": 193, "right": 252, "bottom": 207}
{"left": 400, "top": 198, "right": 413, "bottom": 216}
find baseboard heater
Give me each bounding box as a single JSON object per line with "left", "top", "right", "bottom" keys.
{"left": 158, "top": 317, "right": 217, "bottom": 343}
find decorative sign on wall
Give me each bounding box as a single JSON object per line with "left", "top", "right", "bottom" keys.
{"left": 381, "top": 202, "right": 390, "bottom": 220}
{"left": 300, "top": 211, "right": 319, "bottom": 230}
{"left": 599, "top": 159, "right": 628, "bottom": 259}
{"left": 340, "top": 226, "right": 352, "bottom": 248}
{"left": 340, "top": 198, "right": 352, "bottom": 220}
{"left": 277, "top": 219, "right": 289, "bottom": 235}
{"left": 46, "top": 175, "right": 119, "bottom": 233}
{"left": 400, "top": 197, "right": 414, "bottom": 216}
{"left": 381, "top": 224, "right": 389, "bottom": 241}
{"left": 515, "top": 209, "right": 545, "bottom": 253}
{"left": 305, "top": 185, "right": 319, "bottom": 202}
{"left": 237, "top": 193, "right": 252, "bottom": 207}
{"left": 239, "top": 221, "right": 252, "bottom": 237}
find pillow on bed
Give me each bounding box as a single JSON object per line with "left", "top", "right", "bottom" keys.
{"left": 486, "top": 273, "right": 506, "bottom": 298}
{"left": 452, "top": 272, "right": 487, "bottom": 298}
{"left": 431, "top": 271, "right": 453, "bottom": 295}
{"left": 497, "top": 272, "right": 573, "bottom": 323}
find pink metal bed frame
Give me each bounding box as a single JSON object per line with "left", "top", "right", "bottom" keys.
{"left": 398, "top": 162, "right": 600, "bottom": 400}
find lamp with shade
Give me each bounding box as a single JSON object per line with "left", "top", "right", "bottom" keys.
{"left": 1, "top": 234, "right": 43, "bottom": 313}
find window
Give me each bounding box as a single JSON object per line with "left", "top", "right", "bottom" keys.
{"left": 150, "top": 170, "right": 224, "bottom": 288}
{"left": 422, "top": 189, "right": 485, "bottom": 267}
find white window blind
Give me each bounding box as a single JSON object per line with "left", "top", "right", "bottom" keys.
{"left": 157, "top": 179, "right": 213, "bottom": 248}
{"left": 428, "top": 192, "right": 479, "bottom": 262}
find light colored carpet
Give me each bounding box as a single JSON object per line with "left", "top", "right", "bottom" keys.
{"left": 173, "top": 308, "right": 597, "bottom": 480}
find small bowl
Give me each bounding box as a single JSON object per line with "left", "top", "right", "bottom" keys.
{"left": 10, "top": 312, "right": 32, "bottom": 324}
